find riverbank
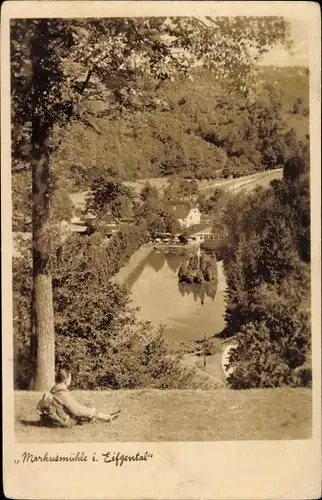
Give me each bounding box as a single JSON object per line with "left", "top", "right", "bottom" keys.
{"left": 112, "top": 244, "right": 154, "bottom": 285}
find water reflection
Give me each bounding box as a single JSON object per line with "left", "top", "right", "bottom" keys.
{"left": 165, "top": 252, "right": 184, "bottom": 273}
{"left": 127, "top": 248, "right": 227, "bottom": 341}
{"left": 146, "top": 250, "right": 165, "bottom": 272}
{"left": 178, "top": 282, "right": 217, "bottom": 304}
{"left": 125, "top": 254, "right": 152, "bottom": 289}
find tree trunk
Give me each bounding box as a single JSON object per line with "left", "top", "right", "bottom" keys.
{"left": 28, "top": 21, "right": 58, "bottom": 390}
{"left": 28, "top": 20, "right": 89, "bottom": 390}
{"left": 32, "top": 137, "right": 55, "bottom": 391}
{"left": 28, "top": 287, "right": 37, "bottom": 389}
{"left": 33, "top": 274, "right": 55, "bottom": 390}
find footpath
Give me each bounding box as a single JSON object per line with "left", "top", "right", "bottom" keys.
{"left": 182, "top": 352, "right": 227, "bottom": 388}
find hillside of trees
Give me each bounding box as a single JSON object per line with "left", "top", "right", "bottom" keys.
{"left": 12, "top": 66, "right": 309, "bottom": 196}
{"left": 12, "top": 65, "right": 309, "bottom": 234}
{"left": 222, "top": 144, "right": 310, "bottom": 389}
{"left": 56, "top": 66, "right": 309, "bottom": 186}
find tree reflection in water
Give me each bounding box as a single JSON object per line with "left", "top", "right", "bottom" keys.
{"left": 178, "top": 281, "right": 217, "bottom": 304}
{"left": 142, "top": 248, "right": 218, "bottom": 304}
{"left": 157, "top": 247, "right": 220, "bottom": 304}
{"left": 165, "top": 248, "right": 189, "bottom": 273}
{"left": 147, "top": 250, "right": 165, "bottom": 272}
{"left": 165, "top": 253, "right": 182, "bottom": 273}
{"left": 148, "top": 248, "right": 190, "bottom": 273}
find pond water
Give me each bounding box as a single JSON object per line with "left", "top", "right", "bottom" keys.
{"left": 125, "top": 248, "right": 227, "bottom": 342}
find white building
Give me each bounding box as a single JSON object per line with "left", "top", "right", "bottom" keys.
{"left": 169, "top": 201, "right": 201, "bottom": 228}
{"left": 186, "top": 223, "right": 214, "bottom": 244}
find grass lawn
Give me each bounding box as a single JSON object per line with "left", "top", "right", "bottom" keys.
{"left": 15, "top": 388, "right": 311, "bottom": 442}
{"left": 233, "top": 171, "right": 283, "bottom": 193}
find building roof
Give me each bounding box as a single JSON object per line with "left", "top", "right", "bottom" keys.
{"left": 168, "top": 201, "right": 199, "bottom": 219}
{"left": 186, "top": 223, "right": 212, "bottom": 236}
{"left": 102, "top": 223, "right": 120, "bottom": 231}
{"left": 119, "top": 217, "right": 135, "bottom": 223}
{"left": 98, "top": 212, "right": 119, "bottom": 224}
{"left": 68, "top": 223, "right": 88, "bottom": 233}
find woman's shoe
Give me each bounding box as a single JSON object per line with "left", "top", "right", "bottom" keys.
{"left": 110, "top": 410, "right": 121, "bottom": 422}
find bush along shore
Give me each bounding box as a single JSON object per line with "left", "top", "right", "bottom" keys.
{"left": 178, "top": 251, "right": 218, "bottom": 285}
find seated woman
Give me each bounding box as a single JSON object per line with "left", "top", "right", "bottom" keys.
{"left": 37, "top": 368, "right": 121, "bottom": 428}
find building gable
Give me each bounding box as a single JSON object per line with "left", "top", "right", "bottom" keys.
{"left": 168, "top": 201, "right": 199, "bottom": 220}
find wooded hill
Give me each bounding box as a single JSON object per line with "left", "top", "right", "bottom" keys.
{"left": 12, "top": 65, "right": 309, "bottom": 228}
{"left": 31, "top": 65, "right": 309, "bottom": 189}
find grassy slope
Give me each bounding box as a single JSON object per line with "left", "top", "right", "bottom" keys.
{"left": 15, "top": 388, "right": 311, "bottom": 442}
{"left": 232, "top": 170, "right": 284, "bottom": 193}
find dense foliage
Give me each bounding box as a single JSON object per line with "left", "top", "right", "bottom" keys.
{"left": 12, "top": 67, "right": 309, "bottom": 233}
{"left": 46, "top": 66, "right": 309, "bottom": 187}
{"left": 12, "top": 171, "right": 74, "bottom": 231}
{"left": 134, "top": 186, "right": 182, "bottom": 238}
{"left": 103, "top": 222, "right": 149, "bottom": 273}
{"left": 223, "top": 146, "right": 311, "bottom": 388}
{"left": 178, "top": 252, "right": 218, "bottom": 285}
{"left": 86, "top": 176, "right": 135, "bottom": 218}
{"left": 13, "top": 234, "right": 205, "bottom": 390}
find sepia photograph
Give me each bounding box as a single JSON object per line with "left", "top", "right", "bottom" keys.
{"left": 2, "top": 1, "right": 321, "bottom": 499}
{"left": 9, "top": 4, "right": 316, "bottom": 441}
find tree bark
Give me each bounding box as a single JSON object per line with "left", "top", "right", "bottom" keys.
{"left": 28, "top": 19, "right": 57, "bottom": 390}
{"left": 28, "top": 287, "right": 37, "bottom": 389}
{"left": 32, "top": 133, "right": 55, "bottom": 390}
{"left": 33, "top": 274, "right": 55, "bottom": 390}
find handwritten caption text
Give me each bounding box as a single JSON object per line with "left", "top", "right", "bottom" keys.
{"left": 14, "top": 451, "right": 154, "bottom": 467}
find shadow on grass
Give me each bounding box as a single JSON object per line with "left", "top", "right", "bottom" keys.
{"left": 18, "top": 418, "right": 43, "bottom": 427}
{"left": 214, "top": 328, "right": 239, "bottom": 342}
{"left": 18, "top": 418, "right": 73, "bottom": 428}
{"left": 18, "top": 417, "right": 103, "bottom": 429}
